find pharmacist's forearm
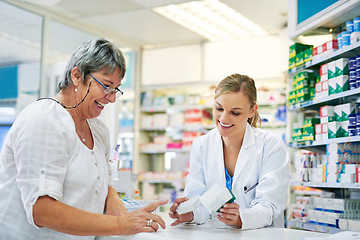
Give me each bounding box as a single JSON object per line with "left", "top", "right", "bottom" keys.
{"left": 33, "top": 195, "right": 122, "bottom": 236}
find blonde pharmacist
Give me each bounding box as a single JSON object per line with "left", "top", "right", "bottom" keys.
{"left": 0, "top": 38, "right": 166, "bottom": 239}
{"left": 170, "top": 74, "right": 289, "bottom": 229}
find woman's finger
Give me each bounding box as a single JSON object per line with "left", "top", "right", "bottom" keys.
{"left": 142, "top": 199, "right": 168, "bottom": 213}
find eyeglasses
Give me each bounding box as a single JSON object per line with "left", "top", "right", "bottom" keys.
{"left": 89, "top": 73, "right": 123, "bottom": 98}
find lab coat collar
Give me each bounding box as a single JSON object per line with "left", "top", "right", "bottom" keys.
{"left": 232, "top": 123, "right": 256, "bottom": 185}
{"left": 213, "top": 123, "right": 256, "bottom": 187}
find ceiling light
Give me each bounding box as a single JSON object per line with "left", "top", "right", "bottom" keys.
{"left": 153, "top": 0, "right": 267, "bottom": 42}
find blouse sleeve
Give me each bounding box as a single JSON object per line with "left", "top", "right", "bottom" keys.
{"left": 11, "top": 103, "right": 75, "bottom": 228}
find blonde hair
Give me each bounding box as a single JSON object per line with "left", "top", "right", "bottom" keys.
{"left": 215, "top": 73, "right": 261, "bottom": 128}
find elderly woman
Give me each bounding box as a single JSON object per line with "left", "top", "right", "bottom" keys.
{"left": 0, "top": 38, "right": 166, "bottom": 239}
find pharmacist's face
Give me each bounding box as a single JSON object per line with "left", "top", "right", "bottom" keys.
{"left": 75, "top": 67, "right": 123, "bottom": 119}
{"left": 213, "top": 91, "right": 257, "bottom": 139}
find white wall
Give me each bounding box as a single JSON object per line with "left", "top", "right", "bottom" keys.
{"left": 141, "top": 30, "right": 292, "bottom": 86}
{"left": 141, "top": 44, "right": 202, "bottom": 86}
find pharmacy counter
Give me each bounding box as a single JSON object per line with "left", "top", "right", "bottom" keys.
{"left": 96, "top": 214, "right": 329, "bottom": 240}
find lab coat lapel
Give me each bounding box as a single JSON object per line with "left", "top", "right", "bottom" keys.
{"left": 232, "top": 123, "right": 255, "bottom": 185}
{"left": 210, "top": 130, "right": 226, "bottom": 186}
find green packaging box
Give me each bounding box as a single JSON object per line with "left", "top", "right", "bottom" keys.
{"left": 328, "top": 61, "right": 336, "bottom": 79}
{"left": 295, "top": 52, "right": 304, "bottom": 67}
{"left": 329, "top": 78, "right": 337, "bottom": 95}
{"left": 336, "top": 75, "right": 349, "bottom": 93}
{"left": 302, "top": 126, "right": 315, "bottom": 141}
{"left": 289, "top": 57, "right": 296, "bottom": 70}
{"left": 289, "top": 43, "right": 313, "bottom": 58}
{"left": 303, "top": 118, "right": 320, "bottom": 128}
{"left": 292, "top": 128, "right": 303, "bottom": 137}
{"left": 341, "top": 103, "right": 356, "bottom": 121}
{"left": 310, "top": 88, "right": 316, "bottom": 99}
{"left": 335, "top": 58, "right": 349, "bottom": 77}
{"left": 328, "top": 122, "right": 340, "bottom": 138}
{"left": 334, "top": 105, "right": 342, "bottom": 122}
{"left": 340, "top": 121, "right": 349, "bottom": 137}
{"left": 304, "top": 48, "right": 313, "bottom": 62}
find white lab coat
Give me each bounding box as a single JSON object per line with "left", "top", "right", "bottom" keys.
{"left": 183, "top": 123, "right": 289, "bottom": 229}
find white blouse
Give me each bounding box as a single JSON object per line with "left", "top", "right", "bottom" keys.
{"left": 0, "top": 99, "right": 114, "bottom": 240}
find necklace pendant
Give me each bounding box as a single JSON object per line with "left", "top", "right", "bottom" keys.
{"left": 82, "top": 138, "right": 85, "bottom": 142}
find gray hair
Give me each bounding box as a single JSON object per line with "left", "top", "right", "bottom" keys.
{"left": 57, "top": 38, "right": 126, "bottom": 91}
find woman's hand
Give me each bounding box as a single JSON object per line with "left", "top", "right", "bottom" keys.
{"left": 217, "top": 203, "right": 242, "bottom": 228}
{"left": 168, "top": 197, "right": 194, "bottom": 226}
{"left": 118, "top": 199, "right": 168, "bottom": 235}
{"left": 105, "top": 187, "right": 129, "bottom": 216}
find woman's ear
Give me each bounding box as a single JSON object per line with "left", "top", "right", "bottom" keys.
{"left": 249, "top": 104, "right": 258, "bottom": 118}
{"left": 71, "top": 67, "right": 82, "bottom": 87}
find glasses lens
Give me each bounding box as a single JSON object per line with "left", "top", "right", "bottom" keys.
{"left": 115, "top": 89, "right": 123, "bottom": 98}
{"left": 104, "top": 87, "right": 115, "bottom": 95}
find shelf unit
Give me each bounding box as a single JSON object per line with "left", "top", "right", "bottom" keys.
{"left": 286, "top": 16, "right": 360, "bottom": 232}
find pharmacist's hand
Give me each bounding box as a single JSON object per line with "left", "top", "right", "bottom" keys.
{"left": 169, "top": 197, "right": 194, "bottom": 226}
{"left": 118, "top": 199, "right": 168, "bottom": 235}
{"left": 217, "top": 203, "right": 242, "bottom": 228}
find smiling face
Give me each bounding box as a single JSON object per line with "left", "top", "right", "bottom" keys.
{"left": 76, "top": 67, "right": 123, "bottom": 120}
{"left": 213, "top": 91, "right": 257, "bottom": 141}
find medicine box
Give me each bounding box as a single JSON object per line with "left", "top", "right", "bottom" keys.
{"left": 327, "top": 61, "right": 336, "bottom": 79}
{"left": 320, "top": 63, "right": 328, "bottom": 81}
{"left": 329, "top": 78, "right": 337, "bottom": 95}
{"left": 336, "top": 75, "right": 349, "bottom": 93}
{"left": 335, "top": 58, "right": 349, "bottom": 76}
{"left": 334, "top": 105, "right": 342, "bottom": 122}
{"left": 328, "top": 122, "right": 340, "bottom": 138}
{"left": 341, "top": 103, "right": 356, "bottom": 121}
{"left": 320, "top": 106, "right": 334, "bottom": 117}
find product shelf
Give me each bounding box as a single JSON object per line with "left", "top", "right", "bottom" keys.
{"left": 287, "top": 219, "right": 341, "bottom": 234}
{"left": 288, "top": 88, "right": 360, "bottom": 111}
{"left": 289, "top": 136, "right": 360, "bottom": 150}
{"left": 288, "top": 41, "right": 360, "bottom": 75}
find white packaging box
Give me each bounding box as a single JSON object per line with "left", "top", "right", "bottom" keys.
{"left": 307, "top": 209, "right": 318, "bottom": 222}
{"left": 327, "top": 152, "right": 340, "bottom": 163}
{"left": 320, "top": 106, "right": 335, "bottom": 117}
{"left": 341, "top": 103, "right": 356, "bottom": 121}
{"left": 335, "top": 58, "right": 349, "bottom": 77}
{"left": 341, "top": 173, "right": 353, "bottom": 183}
{"left": 345, "top": 164, "right": 356, "bottom": 174}
{"left": 327, "top": 143, "right": 341, "bottom": 154}
{"left": 328, "top": 60, "right": 336, "bottom": 79}
{"left": 338, "top": 219, "right": 348, "bottom": 230}
{"left": 326, "top": 173, "right": 337, "bottom": 183}
{"left": 334, "top": 105, "right": 343, "bottom": 121}
{"left": 326, "top": 162, "right": 339, "bottom": 173}
{"left": 140, "top": 115, "right": 153, "bottom": 129}
{"left": 332, "top": 198, "right": 346, "bottom": 211}
{"left": 322, "top": 123, "right": 328, "bottom": 140}
{"left": 320, "top": 63, "right": 328, "bottom": 81}
{"left": 348, "top": 220, "right": 360, "bottom": 231}
{"left": 329, "top": 77, "right": 337, "bottom": 94}
{"left": 313, "top": 197, "right": 324, "bottom": 209}
{"left": 152, "top": 113, "right": 168, "bottom": 129}
{"left": 328, "top": 122, "right": 340, "bottom": 138}
{"left": 336, "top": 75, "right": 349, "bottom": 93}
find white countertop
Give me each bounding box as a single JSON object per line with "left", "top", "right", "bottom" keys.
{"left": 96, "top": 213, "right": 330, "bottom": 240}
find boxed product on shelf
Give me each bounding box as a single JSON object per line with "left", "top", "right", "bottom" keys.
{"left": 328, "top": 122, "right": 341, "bottom": 139}
{"left": 335, "top": 58, "right": 350, "bottom": 76}
{"left": 153, "top": 113, "right": 168, "bottom": 129}
{"left": 328, "top": 61, "right": 336, "bottom": 80}
{"left": 320, "top": 63, "right": 328, "bottom": 81}
{"left": 341, "top": 103, "right": 356, "bottom": 121}
{"left": 336, "top": 75, "right": 349, "bottom": 93}
{"left": 329, "top": 77, "right": 337, "bottom": 95}
{"left": 289, "top": 43, "right": 313, "bottom": 58}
